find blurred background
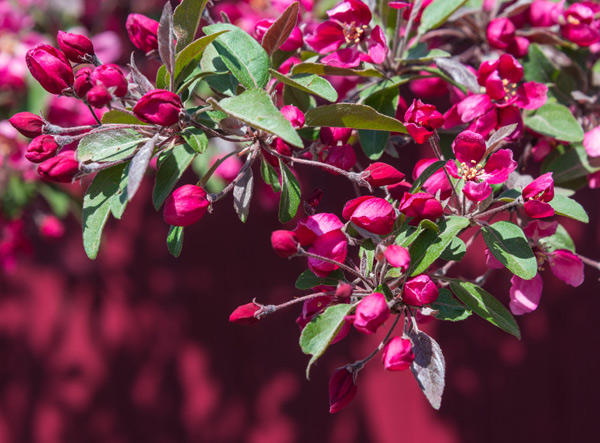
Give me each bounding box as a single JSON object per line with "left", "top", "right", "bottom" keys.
{"left": 1, "top": 1, "right": 600, "bottom": 442}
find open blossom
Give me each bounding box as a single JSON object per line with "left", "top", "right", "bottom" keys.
{"left": 305, "top": 0, "right": 389, "bottom": 68}
{"left": 444, "top": 54, "right": 548, "bottom": 139}
{"left": 522, "top": 172, "right": 555, "bottom": 218}
{"left": 446, "top": 130, "right": 517, "bottom": 201}
{"left": 404, "top": 99, "right": 445, "bottom": 144}
{"left": 560, "top": 2, "right": 600, "bottom": 47}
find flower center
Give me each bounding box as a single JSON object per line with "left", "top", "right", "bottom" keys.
{"left": 566, "top": 15, "right": 581, "bottom": 26}
{"left": 502, "top": 78, "right": 518, "bottom": 99}
{"left": 343, "top": 22, "right": 368, "bottom": 44}
{"left": 457, "top": 160, "right": 484, "bottom": 181}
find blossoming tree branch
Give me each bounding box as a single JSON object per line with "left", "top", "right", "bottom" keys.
{"left": 7, "top": 0, "right": 600, "bottom": 413}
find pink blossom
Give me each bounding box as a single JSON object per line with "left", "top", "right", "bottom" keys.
{"left": 271, "top": 230, "right": 299, "bottom": 258}
{"left": 382, "top": 337, "right": 414, "bottom": 371}
{"left": 308, "top": 229, "right": 348, "bottom": 277}
{"left": 446, "top": 130, "right": 517, "bottom": 201}
{"left": 133, "top": 90, "right": 183, "bottom": 126}
{"left": 329, "top": 367, "right": 357, "bottom": 413}
{"left": 323, "top": 144, "right": 357, "bottom": 172}
{"left": 294, "top": 213, "right": 344, "bottom": 246}
{"left": 320, "top": 127, "right": 353, "bottom": 145}
{"left": 529, "top": 0, "right": 564, "bottom": 27}
{"left": 413, "top": 158, "right": 452, "bottom": 200}
{"left": 583, "top": 126, "right": 600, "bottom": 157}
{"left": 26, "top": 44, "right": 74, "bottom": 95}
{"left": 362, "top": 162, "right": 405, "bottom": 187}
{"left": 404, "top": 99, "right": 444, "bottom": 144}
{"left": 163, "top": 185, "right": 210, "bottom": 227}
{"left": 403, "top": 274, "right": 439, "bottom": 306}
{"left": 398, "top": 192, "right": 443, "bottom": 224}
{"left": 487, "top": 18, "right": 530, "bottom": 58}
{"left": 342, "top": 196, "right": 396, "bottom": 235}
{"left": 349, "top": 292, "right": 390, "bottom": 334}
{"left": 229, "top": 303, "right": 261, "bottom": 326}
{"left": 560, "top": 2, "right": 600, "bottom": 47}
{"left": 280, "top": 105, "right": 305, "bottom": 128}
{"left": 522, "top": 172, "right": 555, "bottom": 218}
{"left": 384, "top": 245, "right": 410, "bottom": 272}
{"left": 510, "top": 274, "right": 543, "bottom": 315}
{"left": 38, "top": 215, "right": 65, "bottom": 239}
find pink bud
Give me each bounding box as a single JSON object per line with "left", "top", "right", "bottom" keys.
{"left": 363, "top": 162, "right": 405, "bottom": 187}
{"left": 382, "top": 337, "right": 415, "bottom": 371}
{"left": 25, "top": 135, "right": 59, "bottom": 163}
{"left": 335, "top": 282, "right": 353, "bottom": 299}
{"left": 274, "top": 137, "right": 292, "bottom": 156}
{"left": 229, "top": 303, "right": 261, "bottom": 326}
{"left": 163, "top": 185, "right": 210, "bottom": 226}
{"left": 350, "top": 292, "right": 390, "bottom": 334}
{"left": 39, "top": 215, "right": 65, "bottom": 239}
{"left": 133, "top": 89, "right": 183, "bottom": 126}
{"left": 384, "top": 245, "right": 410, "bottom": 272}
{"left": 57, "top": 31, "right": 95, "bottom": 63}
{"left": 281, "top": 105, "right": 305, "bottom": 128}
{"left": 86, "top": 84, "right": 112, "bottom": 108}
{"left": 26, "top": 44, "right": 74, "bottom": 94}
{"left": 294, "top": 213, "right": 344, "bottom": 246}
{"left": 74, "top": 67, "right": 93, "bottom": 98}
{"left": 126, "top": 14, "right": 159, "bottom": 53}
{"left": 529, "top": 0, "right": 563, "bottom": 27}
{"left": 329, "top": 366, "right": 357, "bottom": 413}
{"left": 387, "top": 181, "right": 412, "bottom": 201}
{"left": 487, "top": 18, "right": 516, "bottom": 50}
{"left": 399, "top": 192, "right": 443, "bottom": 225}
{"left": 305, "top": 189, "right": 324, "bottom": 210}
{"left": 271, "top": 230, "right": 299, "bottom": 257}
{"left": 90, "top": 64, "right": 128, "bottom": 97}
{"left": 37, "top": 151, "right": 79, "bottom": 183}
{"left": 320, "top": 127, "right": 352, "bottom": 145}
{"left": 9, "top": 112, "right": 44, "bottom": 138}
{"left": 323, "top": 144, "right": 357, "bottom": 172}
{"left": 403, "top": 274, "right": 439, "bottom": 306}
{"left": 342, "top": 196, "right": 396, "bottom": 235}
{"left": 307, "top": 229, "right": 348, "bottom": 277}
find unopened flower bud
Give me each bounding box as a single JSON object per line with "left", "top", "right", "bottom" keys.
{"left": 350, "top": 292, "right": 390, "bottom": 334}
{"left": 126, "top": 14, "right": 160, "bottom": 53}
{"left": 486, "top": 18, "right": 516, "bottom": 50}
{"left": 384, "top": 245, "right": 410, "bottom": 272}
{"left": 323, "top": 144, "right": 356, "bottom": 172}
{"left": 363, "top": 162, "right": 405, "bottom": 187}
{"left": 90, "top": 64, "right": 128, "bottom": 97}
{"left": 25, "top": 135, "right": 59, "bottom": 163}
{"left": 382, "top": 337, "right": 415, "bottom": 371}
{"left": 403, "top": 274, "right": 439, "bottom": 306}
{"left": 335, "top": 282, "right": 353, "bottom": 299}
{"left": 229, "top": 302, "right": 261, "bottom": 325}
{"left": 320, "top": 127, "right": 352, "bottom": 145}
{"left": 133, "top": 89, "right": 183, "bottom": 126}
{"left": 163, "top": 185, "right": 210, "bottom": 227}
{"left": 39, "top": 214, "right": 65, "bottom": 239}
{"left": 74, "top": 67, "right": 93, "bottom": 98}
{"left": 9, "top": 112, "right": 44, "bottom": 138}
{"left": 342, "top": 196, "right": 396, "bottom": 235}
{"left": 271, "top": 230, "right": 299, "bottom": 258}
{"left": 280, "top": 105, "right": 305, "bottom": 128}
{"left": 399, "top": 192, "right": 443, "bottom": 225}
{"left": 86, "top": 84, "right": 112, "bottom": 108}
{"left": 37, "top": 151, "right": 79, "bottom": 183}
{"left": 57, "top": 31, "right": 95, "bottom": 63}
{"left": 328, "top": 366, "right": 357, "bottom": 413}
{"left": 26, "top": 44, "right": 74, "bottom": 94}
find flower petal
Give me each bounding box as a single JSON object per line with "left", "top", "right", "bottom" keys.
{"left": 509, "top": 274, "right": 543, "bottom": 315}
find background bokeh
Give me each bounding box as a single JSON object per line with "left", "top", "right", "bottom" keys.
{"left": 1, "top": 1, "right": 599, "bottom": 442}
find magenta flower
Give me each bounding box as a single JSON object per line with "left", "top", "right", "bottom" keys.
{"left": 37, "top": 151, "right": 79, "bottom": 183}
{"left": 444, "top": 54, "right": 548, "bottom": 139}
{"left": 583, "top": 126, "right": 600, "bottom": 157}
{"left": 25, "top": 135, "right": 59, "bottom": 163}
{"left": 362, "top": 162, "right": 405, "bottom": 187}
{"left": 403, "top": 274, "right": 439, "bottom": 306}
{"left": 349, "top": 292, "right": 390, "bottom": 334}
{"left": 9, "top": 112, "right": 44, "bottom": 138}
{"left": 413, "top": 158, "right": 452, "bottom": 200}
{"left": 294, "top": 213, "right": 345, "bottom": 246}
{"left": 133, "top": 90, "right": 183, "bottom": 126}
{"left": 329, "top": 366, "right": 357, "bottom": 413}
{"left": 270, "top": 230, "right": 299, "bottom": 258}
{"left": 305, "top": 0, "right": 389, "bottom": 68}
{"left": 90, "top": 64, "right": 128, "bottom": 98}
{"left": 560, "top": 2, "right": 600, "bottom": 47}
{"left": 446, "top": 130, "right": 517, "bottom": 201}
{"left": 522, "top": 172, "right": 555, "bottom": 218}
{"left": 320, "top": 127, "right": 352, "bottom": 145}
{"left": 280, "top": 105, "right": 305, "bottom": 128}
{"left": 404, "top": 99, "right": 445, "bottom": 144}
{"left": 322, "top": 144, "right": 357, "bottom": 172}
{"left": 384, "top": 245, "right": 410, "bottom": 272}
{"left": 57, "top": 31, "right": 95, "bottom": 64}
{"left": 342, "top": 196, "right": 396, "bottom": 235}
{"left": 163, "top": 185, "right": 210, "bottom": 227}
{"left": 382, "top": 337, "right": 415, "bottom": 371}
{"left": 486, "top": 18, "right": 529, "bottom": 58}
{"left": 229, "top": 303, "right": 261, "bottom": 326}
{"left": 398, "top": 192, "right": 443, "bottom": 224}
{"left": 308, "top": 229, "right": 348, "bottom": 277}
{"left": 26, "top": 44, "right": 74, "bottom": 95}
{"left": 529, "top": 0, "right": 564, "bottom": 27}
{"left": 126, "top": 14, "right": 159, "bottom": 53}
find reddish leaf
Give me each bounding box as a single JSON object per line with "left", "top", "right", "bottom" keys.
{"left": 261, "top": 1, "right": 299, "bottom": 56}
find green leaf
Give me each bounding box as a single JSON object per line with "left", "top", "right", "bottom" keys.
{"left": 291, "top": 62, "right": 384, "bottom": 78}
{"left": 418, "top": 0, "right": 468, "bottom": 35}
{"left": 174, "top": 31, "right": 227, "bottom": 85}
{"left": 156, "top": 64, "right": 168, "bottom": 90}
{"left": 409, "top": 216, "right": 470, "bottom": 276}
{"left": 110, "top": 164, "right": 129, "bottom": 220}
{"left": 153, "top": 143, "right": 197, "bottom": 210}
{"left": 260, "top": 159, "right": 281, "bottom": 192}
{"left": 82, "top": 165, "right": 127, "bottom": 259}
{"left": 432, "top": 288, "right": 472, "bottom": 321}
{"left": 205, "top": 73, "right": 239, "bottom": 96}
{"left": 295, "top": 269, "right": 346, "bottom": 290}
{"left": 233, "top": 167, "right": 253, "bottom": 223}
{"left": 77, "top": 129, "right": 149, "bottom": 163}
{"left": 304, "top": 104, "right": 407, "bottom": 133}
{"left": 523, "top": 43, "right": 557, "bottom": 84}
{"left": 481, "top": 221, "right": 537, "bottom": 280}
{"left": 440, "top": 237, "right": 466, "bottom": 262}
{"left": 173, "top": 0, "right": 209, "bottom": 52}
{"left": 167, "top": 225, "right": 184, "bottom": 257}
{"left": 300, "top": 303, "right": 355, "bottom": 378}
{"left": 203, "top": 23, "right": 269, "bottom": 90}
{"left": 39, "top": 184, "right": 71, "bottom": 218}
{"left": 358, "top": 87, "right": 399, "bottom": 160}
{"left": 359, "top": 239, "right": 375, "bottom": 276}
{"left": 180, "top": 127, "right": 208, "bottom": 154}
{"left": 450, "top": 280, "right": 521, "bottom": 339}
{"left": 540, "top": 223, "right": 575, "bottom": 252}
{"left": 409, "top": 160, "right": 446, "bottom": 193}
{"left": 405, "top": 42, "right": 451, "bottom": 62}
{"left": 283, "top": 84, "right": 316, "bottom": 111}
{"left": 524, "top": 103, "right": 584, "bottom": 143}
{"left": 549, "top": 194, "right": 589, "bottom": 223}
{"left": 544, "top": 146, "right": 600, "bottom": 184}
{"left": 269, "top": 69, "right": 338, "bottom": 102}
{"left": 278, "top": 160, "right": 301, "bottom": 223}
{"left": 101, "top": 110, "right": 147, "bottom": 125}
{"left": 210, "top": 89, "right": 303, "bottom": 147}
